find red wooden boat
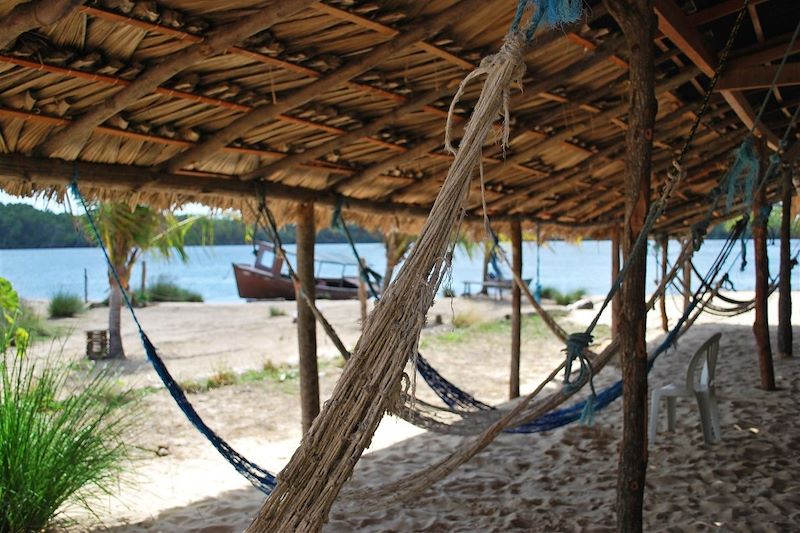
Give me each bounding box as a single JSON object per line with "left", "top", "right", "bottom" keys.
{"left": 233, "top": 241, "right": 365, "bottom": 300}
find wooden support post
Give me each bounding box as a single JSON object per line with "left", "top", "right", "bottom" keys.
{"left": 753, "top": 173, "right": 775, "bottom": 389}
{"left": 777, "top": 168, "right": 793, "bottom": 358}
{"left": 296, "top": 201, "right": 319, "bottom": 434}
{"left": 510, "top": 220, "right": 522, "bottom": 399}
{"left": 682, "top": 237, "right": 692, "bottom": 313}
{"left": 140, "top": 260, "right": 147, "bottom": 296}
{"left": 605, "top": 1, "right": 656, "bottom": 531}
{"left": 659, "top": 235, "right": 669, "bottom": 332}
{"left": 611, "top": 228, "right": 621, "bottom": 339}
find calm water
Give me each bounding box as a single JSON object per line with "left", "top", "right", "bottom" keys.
{"left": 1, "top": 239, "right": 797, "bottom": 302}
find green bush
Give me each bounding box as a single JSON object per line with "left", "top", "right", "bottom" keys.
{"left": 540, "top": 286, "right": 587, "bottom": 306}
{"left": 1, "top": 278, "right": 133, "bottom": 531}
{"left": 49, "top": 291, "right": 85, "bottom": 318}
{"left": 135, "top": 275, "right": 203, "bottom": 303}
{"left": 269, "top": 306, "right": 287, "bottom": 317}
{"left": 16, "top": 303, "right": 54, "bottom": 342}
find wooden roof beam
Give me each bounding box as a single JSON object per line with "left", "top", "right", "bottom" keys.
{"left": 716, "top": 63, "right": 800, "bottom": 91}
{"left": 0, "top": 0, "right": 85, "bottom": 49}
{"left": 688, "top": 0, "right": 768, "bottom": 27}
{"left": 0, "top": 54, "right": 409, "bottom": 154}
{"left": 80, "top": 5, "right": 449, "bottom": 122}
{"left": 0, "top": 107, "right": 357, "bottom": 176}
{"left": 730, "top": 33, "right": 800, "bottom": 68}
{"left": 654, "top": 0, "right": 780, "bottom": 149}
{"left": 161, "top": 0, "right": 487, "bottom": 173}
{"left": 36, "top": 0, "right": 318, "bottom": 158}
{"left": 241, "top": 84, "right": 454, "bottom": 182}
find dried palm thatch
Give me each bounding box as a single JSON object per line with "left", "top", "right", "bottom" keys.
{"left": 0, "top": 0, "right": 794, "bottom": 237}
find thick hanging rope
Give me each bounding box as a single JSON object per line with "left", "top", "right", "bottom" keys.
{"left": 246, "top": 2, "right": 587, "bottom": 528}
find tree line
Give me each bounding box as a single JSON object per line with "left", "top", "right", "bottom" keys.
{"left": 0, "top": 203, "right": 383, "bottom": 249}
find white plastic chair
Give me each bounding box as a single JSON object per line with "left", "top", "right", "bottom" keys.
{"left": 649, "top": 333, "right": 722, "bottom": 445}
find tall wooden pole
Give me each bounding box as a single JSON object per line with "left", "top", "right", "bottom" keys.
{"left": 777, "top": 167, "right": 793, "bottom": 358}
{"left": 605, "top": 1, "right": 656, "bottom": 531}
{"left": 296, "top": 201, "right": 320, "bottom": 434}
{"left": 753, "top": 167, "right": 776, "bottom": 390}
{"left": 682, "top": 237, "right": 692, "bottom": 313}
{"left": 659, "top": 235, "right": 669, "bottom": 332}
{"left": 510, "top": 220, "right": 523, "bottom": 399}
{"left": 611, "top": 228, "right": 621, "bottom": 339}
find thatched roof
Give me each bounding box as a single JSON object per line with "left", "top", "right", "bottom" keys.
{"left": 0, "top": 0, "right": 798, "bottom": 235}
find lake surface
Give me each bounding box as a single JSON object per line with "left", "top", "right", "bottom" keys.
{"left": 1, "top": 239, "right": 797, "bottom": 302}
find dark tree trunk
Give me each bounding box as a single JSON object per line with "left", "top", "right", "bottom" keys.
{"left": 107, "top": 280, "right": 125, "bottom": 358}
{"left": 752, "top": 179, "right": 775, "bottom": 390}
{"left": 659, "top": 234, "right": 668, "bottom": 332}
{"left": 480, "top": 247, "right": 491, "bottom": 295}
{"left": 611, "top": 228, "right": 621, "bottom": 339}
{"left": 510, "top": 219, "right": 522, "bottom": 399}
{"left": 296, "top": 201, "right": 319, "bottom": 434}
{"left": 777, "top": 168, "right": 793, "bottom": 358}
{"left": 682, "top": 238, "right": 692, "bottom": 313}
{"left": 604, "top": 1, "right": 657, "bottom": 531}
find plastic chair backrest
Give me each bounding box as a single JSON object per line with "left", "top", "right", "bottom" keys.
{"left": 685, "top": 333, "right": 721, "bottom": 391}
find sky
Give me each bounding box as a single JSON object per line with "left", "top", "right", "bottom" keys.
{"left": 0, "top": 190, "right": 213, "bottom": 215}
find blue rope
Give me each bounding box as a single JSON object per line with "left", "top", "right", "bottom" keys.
{"left": 331, "top": 204, "right": 382, "bottom": 299}
{"left": 507, "top": 219, "right": 746, "bottom": 434}
{"left": 510, "top": 0, "right": 583, "bottom": 41}
{"left": 70, "top": 175, "right": 277, "bottom": 495}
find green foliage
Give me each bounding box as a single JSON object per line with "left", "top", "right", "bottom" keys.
{"left": 1, "top": 279, "right": 52, "bottom": 352}
{"left": 0, "top": 203, "right": 90, "bottom": 248}
{"left": 0, "top": 350, "right": 134, "bottom": 531}
{"left": 269, "top": 306, "right": 287, "bottom": 317}
{"left": 135, "top": 276, "right": 203, "bottom": 303}
{"left": 452, "top": 310, "right": 483, "bottom": 329}
{"left": 442, "top": 286, "right": 457, "bottom": 298}
{"left": 540, "top": 286, "right": 587, "bottom": 306}
{"left": 181, "top": 360, "right": 300, "bottom": 394}
{"left": 0, "top": 203, "right": 383, "bottom": 248}
{"left": 48, "top": 291, "right": 85, "bottom": 318}
{"left": 422, "top": 313, "right": 559, "bottom": 348}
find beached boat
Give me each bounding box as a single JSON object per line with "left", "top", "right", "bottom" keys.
{"left": 233, "top": 241, "right": 365, "bottom": 300}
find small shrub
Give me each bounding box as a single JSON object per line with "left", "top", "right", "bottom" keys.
{"left": 269, "top": 306, "right": 286, "bottom": 317}
{"left": 442, "top": 285, "right": 456, "bottom": 298}
{"left": 136, "top": 275, "right": 203, "bottom": 303}
{"left": 16, "top": 303, "right": 54, "bottom": 341}
{"left": 452, "top": 310, "right": 482, "bottom": 329}
{"left": 539, "top": 286, "right": 587, "bottom": 306}
{"left": 1, "top": 322, "right": 133, "bottom": 530}
{"left": 207, "top": 364, "right": 236, "bottom": 389}
{"left": 48, "top": 291, "right": 85, "bottom": 318}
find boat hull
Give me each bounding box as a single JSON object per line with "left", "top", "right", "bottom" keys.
{"left": 233, "top": 263, "right": 361, "bottom": 300}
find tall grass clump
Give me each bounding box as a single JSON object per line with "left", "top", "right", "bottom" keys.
{"left": 135, "top": 275, "right": 203, "bottom": 303}
{"left": 1, "top": 277, "right": 133, "bottom": 531}
{"left": 540, "top": 286, "right": 587, "bottom": 306}
{"left": 49, "top": 290, "right": 85, "bottom": 318}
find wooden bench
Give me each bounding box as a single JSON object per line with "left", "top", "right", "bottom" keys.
{"left": 462, "top": 279, "right": 531, "bottom": 300}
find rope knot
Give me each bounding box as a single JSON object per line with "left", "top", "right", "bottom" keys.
{"left": 563, "top": 332, "right": 598, "bottom": 426}
{"left": 691, "top": 220, "right": 709, "bottom": 251}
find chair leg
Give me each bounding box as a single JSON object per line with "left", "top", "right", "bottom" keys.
{"left": 695, "top": 392, "right": 714, "bottom": 445}
{"left": 666, "top": 396, "right": 677, "bottom": 432}
{"left": 708, "top": 395, "right": 722, "bottom": 442}
{"left": 649, "top": 390, "right": 662, "bottom": 443}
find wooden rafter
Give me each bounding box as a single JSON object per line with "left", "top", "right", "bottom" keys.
{"left": 36, "top": 0, "right": 319, "bottom": 158}
{"left": 161, "top": 0, "right": 487, "bottom": 172}
{"left": 240, "top": 84, "right": 454, "bottom": 181}
{"left": 654, "top": 0, "right": 781, "bottom": 149}
{"left": 0, "top": 0, "right": 85, "bottom": 49}
{"left": 80, "top": 5, "right": 450, "bottom": 122}
{"left": 0, "top": 54, "right": 407, "bottom": 154}
{"left": 716, "top": 63, "right": 800, "bottom": 91}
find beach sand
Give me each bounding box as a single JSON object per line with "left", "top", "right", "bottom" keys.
{"left": 41, "top": 292, "right": 799, "bottom": 532}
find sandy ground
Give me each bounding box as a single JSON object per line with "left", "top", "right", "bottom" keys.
{"left": 33, "top": 291, "right": 799, "bottom": 532}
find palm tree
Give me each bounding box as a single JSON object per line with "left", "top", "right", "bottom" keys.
{"left": 382, "top": 230, "right": 416, "bottom": 291}
{"left": 87, "top": 203, "right": 207, "bottom": 358}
